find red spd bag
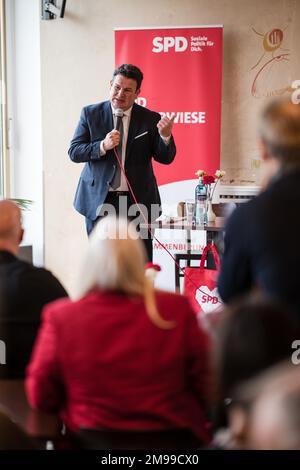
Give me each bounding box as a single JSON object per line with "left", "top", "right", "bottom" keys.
{"left": 184, "top": 243, "right": 223, "bottom": 315}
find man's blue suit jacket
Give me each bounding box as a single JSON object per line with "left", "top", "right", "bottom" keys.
{"left": 68, "top": 101, "right": 176, "bottom": 221}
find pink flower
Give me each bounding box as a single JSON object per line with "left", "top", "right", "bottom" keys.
{"left": 195, "top": 170, "right": 205, "bottom": 177}
{"left": 215, "top": 170, "right": 226, "bottom": 179}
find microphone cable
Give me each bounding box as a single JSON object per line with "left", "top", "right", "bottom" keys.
{"left": 113, "top": 146, "right": 222, "bottom": 304}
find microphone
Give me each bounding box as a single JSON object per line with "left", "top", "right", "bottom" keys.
{"left": 114, "top": 108, "right": 124, "bottom": 131}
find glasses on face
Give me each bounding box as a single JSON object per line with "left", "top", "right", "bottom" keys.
{"left": 111, "top": 84, "right": 136, "bottom": 96}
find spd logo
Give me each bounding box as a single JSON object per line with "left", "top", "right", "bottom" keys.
{"left": 195, "top": 286, "right": 222, "bottom": 314}
{"left": 152, "top": 36, "right": 188, "bottom": 53}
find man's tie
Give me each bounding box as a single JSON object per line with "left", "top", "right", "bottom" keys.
{"left": 111, "top": 115, "right": 124, "bottom": 189}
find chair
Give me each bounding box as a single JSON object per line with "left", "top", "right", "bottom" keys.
{"left": 174, "top": 203, "right": 226, "bottom": 292}
{"left": 72, "top": 428, "right": 202, "bottom": 450}
{"left": 175, "top": 253, "right": 203, "bottom": 292}
{"left": 0, "top": 411, "right": 38, "bottom": 449}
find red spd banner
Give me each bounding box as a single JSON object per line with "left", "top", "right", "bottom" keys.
{"left": 115, "top": 26, "right": 223, "bottom": 185}
{"left": 115, "top": 26, "right": 223, "bottom": 292}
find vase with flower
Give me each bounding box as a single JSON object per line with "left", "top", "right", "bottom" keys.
{"left": 194, "top": 170, "right": 226, "bottom": 224}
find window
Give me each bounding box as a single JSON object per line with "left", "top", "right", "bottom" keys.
{"left": 0, "top": 0, "right": 8, "bottom": 198}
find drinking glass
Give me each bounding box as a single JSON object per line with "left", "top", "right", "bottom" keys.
{"left": 185, "top": 199, "right": 195, "bottom": 225}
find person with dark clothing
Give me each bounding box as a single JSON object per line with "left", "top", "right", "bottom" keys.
{"left": 0, "top": 200, "right": 67, "bottom": 378}
{"left": 218, "top": 99, "right": 300, "bottom": 314}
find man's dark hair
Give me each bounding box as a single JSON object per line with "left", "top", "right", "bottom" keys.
{"left": 112, "top": 64, "right": 143, "bottom": 91}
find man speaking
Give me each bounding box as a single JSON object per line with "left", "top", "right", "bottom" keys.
{"left": 68, "top": 64, "right": 176, "bottom": 260}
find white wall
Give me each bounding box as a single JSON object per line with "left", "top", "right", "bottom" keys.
{"left": 4, "top": 0, "right": 300, "bottom": 293}
{"left": 40, "top": 0, "right": 300, "bottom": 295}
{"left": 6, "top": 0, "right": 43, "bottom": 265}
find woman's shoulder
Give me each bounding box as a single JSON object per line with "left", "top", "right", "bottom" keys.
{"left": 153, "top": 290, "right": 202, "bottom": 330}
{"left": 43, "top": 290, "right": 132, "bottom": 315}
{"left": 154, "top": 289, "right": 192, "bottom": 308}
{"left": 41, "top": 293, "right": 95, "bottom": 319}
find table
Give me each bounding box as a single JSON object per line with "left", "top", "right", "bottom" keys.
{"left": 151, "top": 216, "right": 224, "bottom": 237}
{"left": 0, "top": 380, "right": 61, "bottom": 442}
{"left": 142, "top": 217, "right": 225, "bottom": 291}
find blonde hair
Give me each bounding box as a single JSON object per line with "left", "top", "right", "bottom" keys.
{"left": 75, "top": 216, "right": 175, "bottom": 329}
{"left": 259, "top": 98, "right": 300, "bottom": 167}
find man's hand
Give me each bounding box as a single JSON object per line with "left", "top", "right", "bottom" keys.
{"left": 157, "top": 114, "right": 175, "bottom": 139}
{"left": 103, "top": 130, "right": 120, "bottom": 151}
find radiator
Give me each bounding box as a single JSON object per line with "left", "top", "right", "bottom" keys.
{"left": 214, "top": 185, "right": 260, "bottom": 204}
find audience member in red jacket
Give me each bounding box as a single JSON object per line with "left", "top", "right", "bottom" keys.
{"left": 26, "top": 216, "right": 211, "bottom": 445}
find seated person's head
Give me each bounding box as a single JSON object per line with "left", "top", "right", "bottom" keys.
{"left": 228, "top": 361, "right": 300, "bottom": 449}
{"left": 75, "top": 215, "right": 174, "bottom": 329}
{"left": 259, "top": 98, "right": 300, "bottom": 185}
{"left": 78, "top": 215, "right": 146, "bottom": 296}
{"left": 213, "top": 294, "right": 299, "bottom": 403}
{"left": 0, "top": 200, "right": 24, "bottom": 254}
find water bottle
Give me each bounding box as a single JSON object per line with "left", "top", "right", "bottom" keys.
{"left": 193, "top": 176, "right": 207, "bottom": 225}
